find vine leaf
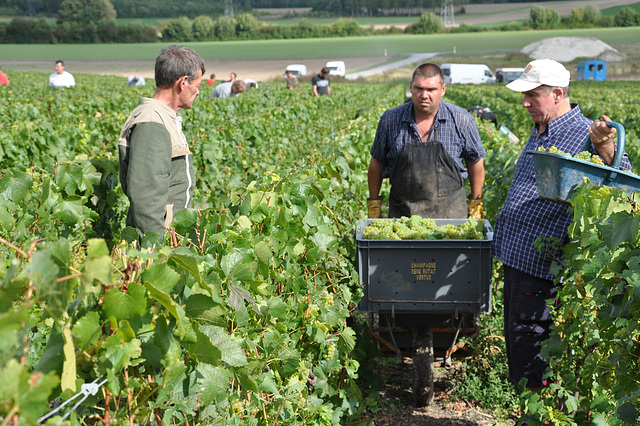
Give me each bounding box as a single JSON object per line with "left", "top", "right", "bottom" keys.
{"left": 228, "top": 281, "right": 260, "bottom": 315}
{"left": 72, "top": 311, "right": 101, "bottom": 350}
{"left": 197, "top": 364, "right": 232, "bottom": 406}
{"left": 61, "top": 324, "right": 76, "bottom": 392}
{"left": 201, "top": 325, "right": 247, "bottom": 367}
{"left": 143, "top": 262, "right": 180, "bottom": 294}
{"left": 599, "top": 211, "right": 639, "bottom": 249}
{"left": 0, "top": 171, "right": 32, "bottom": 203}
{"left": 102, "top": 282, "right": 148, "bottom": 321}
{"left": 102, "top": 334, "right": 142, "bottom": 371}
{"left": 169, "top": 253, "right": 201, "bottom": 283}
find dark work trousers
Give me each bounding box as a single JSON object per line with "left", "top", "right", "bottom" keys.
{"left": 388, "top": 129, "right": 467, "bottom": 219}
{"left": 503, "top": 265, "right": 556, "bottom": 388}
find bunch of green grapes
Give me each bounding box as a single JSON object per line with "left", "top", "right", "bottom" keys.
{"left": 363, "top": 216, "right": 483, "bottom": 240}
{"left": 540, "top": 147, "right": 606, "bottom": 167}
{"left": 362, "top": 218, "right": 394, "bottom": 239}
{"left": 538, "top": 146, "right": 571, "bottom": 157}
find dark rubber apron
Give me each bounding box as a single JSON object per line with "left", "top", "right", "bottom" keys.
{"left": 388, "top": 128, "right": 468, "bottom": 219}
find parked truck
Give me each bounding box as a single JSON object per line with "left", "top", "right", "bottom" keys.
{"left": 441, "top": 63, "right": 495, "bottom": 84}
{"left": 495, "top": 67, "right": 525, "bottom": 83}
{"left": 326, "top": 61, "right": 346, "bottom": 77}
{"left": 577, "top": 60, "right": 606, "bottom": 81}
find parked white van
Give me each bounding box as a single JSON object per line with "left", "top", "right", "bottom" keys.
{"left": 496, "top": 67, "right": 525, "bottom": 83}
{"left": 440, "top": 63, "right": 495, "bottom": 84}
{"left": 326, "top": 61, "right": 346, "bottom": 77}
{"left": 285, "top": 64, "right": 307, "bottom": 77}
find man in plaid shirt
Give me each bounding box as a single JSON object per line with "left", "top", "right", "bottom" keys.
{"left": 367, "top": 63, "right": 486, "bottom": 220}
{"left": 493, "top": 59, "right": 632, "bottom": 390}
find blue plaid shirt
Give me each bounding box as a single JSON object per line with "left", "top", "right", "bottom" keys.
{"left": 492, "top": 104, "right": 632, "bottom": 280}
{"left": 370, "top": 100, "right": 485, "bottom": 179}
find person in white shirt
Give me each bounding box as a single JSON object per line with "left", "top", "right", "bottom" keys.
{"left": 49, "top": 60, "right": 75, "bottom": 87}
{"left": 126, "top": 75, "right": 146, "bottom": 86}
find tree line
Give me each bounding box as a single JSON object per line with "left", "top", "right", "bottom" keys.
{"left": 0, "top": 0, "right": 639, "bottom": 44}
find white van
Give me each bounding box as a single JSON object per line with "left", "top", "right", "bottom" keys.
{"left": 325, "top": 61, "right": 346, "bottom": 77}
{"left": 441, "top": 63, "right": 495, "bottom": 84}
{"left": 285, "top": 64, "right": 307, "bottom": 77}
{"left": 496, "top": 67, "right": 525, "bottom": 83}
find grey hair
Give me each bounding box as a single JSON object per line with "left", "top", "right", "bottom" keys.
{"left": 154, "top": 44, "right": 205, "bottom": 89}
{"left": 539, "top": 85, "right": 570, "bottom": 98}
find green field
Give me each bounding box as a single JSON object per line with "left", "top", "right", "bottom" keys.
{"left": 0, "top": 27, "right": 638, "bottom": 61}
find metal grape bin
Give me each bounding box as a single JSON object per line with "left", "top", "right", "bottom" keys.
{"left": 356, "top": 218, "right": 493, "bottom": 315}
{"left": 528, "top": 121, "right": 640, "bottom": 204}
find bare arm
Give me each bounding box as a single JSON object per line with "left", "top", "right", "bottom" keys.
{"left": 368, "top": 157, "right": 385, "bottom": 199}
{"left": 466, "top": 158, "right": 485, "bottom": 199}
{"left": 588, "top": 114, "right": 617, "bottom": 165}
{"left": 312, "top": 84, "right": 319, "bottom": 97}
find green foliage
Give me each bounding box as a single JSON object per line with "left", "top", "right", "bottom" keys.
{"left": 161, "top": 16, "right": 193, "bottom": 42}
{"left": 520, "top": 185, "right": 640, "bottom": 425}
{"left": 405, "top": 12, "right": 443, "bottom": 34}
{"left": 529, "top": 5, "right": 560, "bottom": 30}
{"left": 0, "top": 72, "right": 398, "bottom": 424}
{"left": 561, "top": 5, "right": 602, "bottom": 28}
{"left": 2, "top": 72, "right": 640, "bottom": 424}
{"left": 57, "top": 0, "right": 117, "bottom": 25}
{"left": 192, "top": 15, "right": 214, "bottom": 41}
{"left": 3, "top": 17, "right": 53, "bottom": 43}
{"left": 614, "top": 7, "right": 640, "bottom": 27}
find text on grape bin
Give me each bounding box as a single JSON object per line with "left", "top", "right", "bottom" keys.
{"left": 411, "top": 261, "right": 436, "bottom": 281}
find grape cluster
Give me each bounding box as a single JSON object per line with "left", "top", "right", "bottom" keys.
{"left": 538, "top": 146, "right": 606, "bottom": 166}
{"left": 362, "top": 216, "right": 483, "bottom": 240}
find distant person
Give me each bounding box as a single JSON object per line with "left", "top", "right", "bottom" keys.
{"left": 206, "top": 73, "right": 216, "bottom": 85}
{"left": 229, "top": 72, "right": 237, "bottom": 82}
{"left": 126, "top": 75, "right": 146, "bottom": 86}
{"left": 244, "top": 78, "right": 258, "bottom": 89}
{"left": 468, "top": 105, "right": 498, "bottom": 127}
{"left": 210, "top": 80, "right": 247, "bottom": 99}
{"left": 49, "top": 60, "right": 75, "bottom": 87}
{"left": 284, "top": 69, "right": 300, "bottom": 90}
{"left": 312, "top": 67, "right": 330, "bottom": 97}
{"left": 0, "top": 66, "right": 9, "bottom": 86}
{"left": 118, "top": 44, "right": 205, "bottom": 237}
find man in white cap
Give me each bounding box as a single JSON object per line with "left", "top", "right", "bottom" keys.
{"left": 492, "top": 58, "right": 633, "bottom": 390}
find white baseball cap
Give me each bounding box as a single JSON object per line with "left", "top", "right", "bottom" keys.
{"left": 506, "top": 59, "right": 571, "bottom": 92}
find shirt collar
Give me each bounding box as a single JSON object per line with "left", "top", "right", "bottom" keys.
{"left": 140, "top": 97, "right": 177, "bottom": 119}
{"left": 538, "top": 103, "right": 581, "bottom": 138}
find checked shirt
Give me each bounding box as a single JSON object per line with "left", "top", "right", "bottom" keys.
{"left": 492, "top": 104, "right": 633, "bottom": 280}
{"left": 370, "top": 100, "right": 485, "bottom": 179}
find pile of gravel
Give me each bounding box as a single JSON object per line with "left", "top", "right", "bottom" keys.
{"left": 522, "top": 37, "right": 627, "bottom": 62}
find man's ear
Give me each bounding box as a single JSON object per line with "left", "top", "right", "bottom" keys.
{"left": 176, "top": 75, "right": 189, "bottom": 91}
{"left": 552, "top": 87, "right": 564, "bottom": 101}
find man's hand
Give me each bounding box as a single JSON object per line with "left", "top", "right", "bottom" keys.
{"left": 588, "top": 115, "right": 616, "bottom": 165}
{"left": 367, "top": 198, "right": 383, "bottom": 218}
{"left": 468, "top": 198, "right": 483, "bottom": 220}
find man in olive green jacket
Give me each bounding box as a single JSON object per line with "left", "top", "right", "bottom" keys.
{"left": 118, "top": 44, "right": 205, "bottom": 237}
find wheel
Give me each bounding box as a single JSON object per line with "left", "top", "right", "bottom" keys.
{"left": 413, "top": 326, "right": 434, "bottom": 406}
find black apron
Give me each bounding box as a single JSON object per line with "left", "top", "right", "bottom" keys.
{"left": 388, "top": 128, "right": 468, "bottom": 219}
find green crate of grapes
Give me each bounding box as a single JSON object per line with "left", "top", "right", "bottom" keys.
{"left": 356, "top": 217, "right": 493, "bottom": 315}
{"left": 528, "top": 121, "right": 640, "bottom": 204}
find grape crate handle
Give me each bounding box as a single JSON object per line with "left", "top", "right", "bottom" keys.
{"left": 582, "top": 121, "right": 625, "bottom": 172}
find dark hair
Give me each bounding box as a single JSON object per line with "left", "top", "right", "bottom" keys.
{"left": 210, "top": 73, "right": 215, "bottom": 79}
{"left": 412, "top": 63, "right": 444, "bottom": 85}
{"left": 320, "top": 67, "right": 330, "bottom": 75}
{"left": 154, "top": 44, "right": 205, "bottom": 89}
{"left": 55, "top": 60, "right": 65, "bottom": 66}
